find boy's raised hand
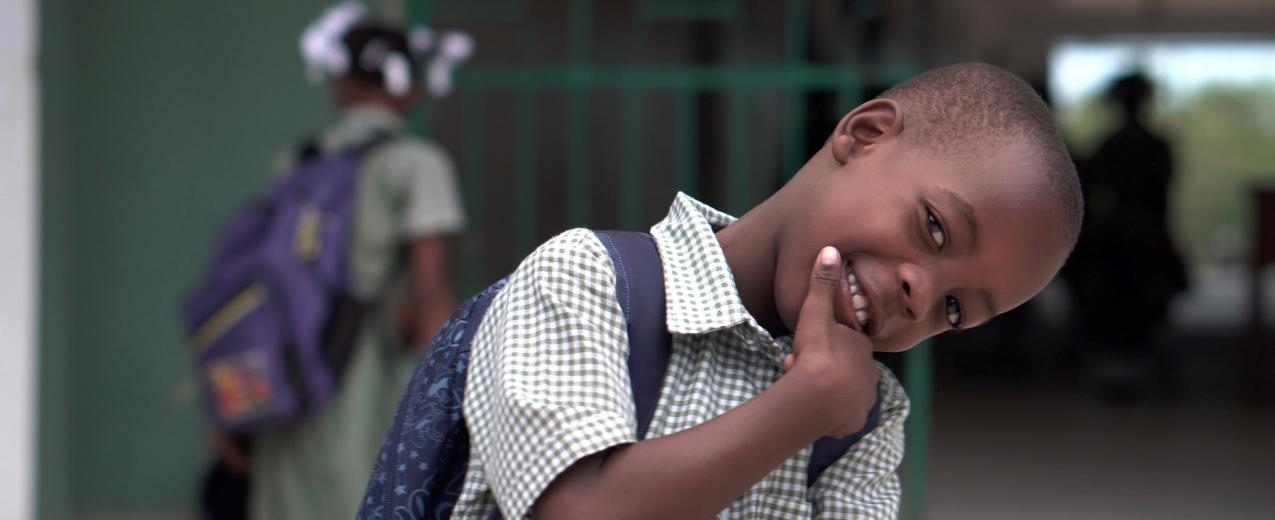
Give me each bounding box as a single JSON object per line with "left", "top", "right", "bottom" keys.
{"left": 786, "top": 246, "right": 879, "bottom": 438}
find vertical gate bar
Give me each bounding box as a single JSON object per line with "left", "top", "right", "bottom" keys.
{"left": 566, "top": 98, "right": 590, "bottom": 226}
{"left": 902, "top": 342, "right": 933, "bottom": 520}
{"left": 514, "top": 89, "right": 538, "bottom": 257}
{"left": 461, "top": 91, "right": 486, "bottom": 295}
{"left": 619, "top": 88, "right": 643, "bottom": 229}
{"left": 725, "top": 89, "right": 751, "bottom": 216}
{"left": 566, "top": 0, "right": 592, "bottom": 226}
{"left": 784, "top": 0, "right": 809, "bottom": 61}
{"left": 673, "top": 90, "right": 699, "bottom": 197}
{"left": 837, "top": 68, "right": 862, "bottom": 133}
{"left": 782, "top": 0, "right": 809, "bottom": 180}
{"left": 407, "top": 0, "right": 433, "bottom": 136}
{"left": 783, "top": 93, "right": 808, "bottom": 181}
{"left": 408, "top": 0, "right": 432, "bottom": 25}
{"left": 568, "top": 0, "right": 591, "bottom": 64}
{"left": 837, "top": 86, "right": 861, "bottom": 116}
{"left": 724, "top": 91, "right": 749, "bottom": 215}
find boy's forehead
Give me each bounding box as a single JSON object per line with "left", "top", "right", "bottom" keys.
{"left": 950, "top": 165, "right": 1062, "bottom": 243}
{"left": 964, "top": 176, "right": 1069, "bottom": 304}
{"left": 887, "top": 137, "right": 1065, "bottom": 237}
{"left": 916, "top": 144, "right": 1070, "bottom": 295}
{"left": 922, "top": 140, "right": 1051, "bottom": 202}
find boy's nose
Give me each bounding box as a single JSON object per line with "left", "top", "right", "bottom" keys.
{"left": 896, "top": 263, "right": 932, "bottom": 323}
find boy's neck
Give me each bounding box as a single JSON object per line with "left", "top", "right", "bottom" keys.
{"left": 716, "top": 200, "right": 788, "bottom": 337}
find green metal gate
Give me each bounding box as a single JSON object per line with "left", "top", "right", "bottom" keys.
{"left": 412, "top": 1, "right": 932, "bottom": 517}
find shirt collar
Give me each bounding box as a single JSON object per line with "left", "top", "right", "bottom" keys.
{"left": 321, "top": 103, "right": 405, "bottom": 151}
{"left": 650, "top": 193, "right": 775, "bottom": 339}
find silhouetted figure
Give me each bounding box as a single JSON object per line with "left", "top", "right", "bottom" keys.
{"left": 1067, "top": 73, "right": 1187, "bottom": 402}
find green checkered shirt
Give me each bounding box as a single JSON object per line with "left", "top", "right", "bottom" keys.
{"left": 454, "top": 193, "right": 909, "bottom": 519}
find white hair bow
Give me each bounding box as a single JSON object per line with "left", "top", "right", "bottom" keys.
{"left": 425, "top": 31, "right": 474, "bottom": 96}
{"left": 299, "top": 1, "right": 367, "bottom": 83}
{"left": 298, "top": 1, "right": 474, "bottom": 98}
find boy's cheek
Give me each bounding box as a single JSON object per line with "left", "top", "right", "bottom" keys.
{"left": 775, "top": 268, "right": 811, "bottom": 329}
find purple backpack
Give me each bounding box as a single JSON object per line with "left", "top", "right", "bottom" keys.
{"left": 183, "top": 136, "right": 389, "bottom": 434}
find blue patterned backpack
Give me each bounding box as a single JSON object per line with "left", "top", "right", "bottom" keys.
{"left": 358, "top": 231, "right": 880, "bottom": 519}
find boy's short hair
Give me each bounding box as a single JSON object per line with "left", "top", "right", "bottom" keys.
{"left": 878, "top": 63, "right": 1083, "bottom": 245}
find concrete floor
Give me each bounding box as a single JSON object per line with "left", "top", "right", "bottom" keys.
{"left": 923, "top": 379, "right": 1275, "bottom": 519}
{"left": 921, "top": 264, "right": 1275, "bottom": 519}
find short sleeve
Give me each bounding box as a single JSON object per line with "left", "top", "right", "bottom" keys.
{"left": 462, "top": 229, "right": 638, "bottom": 518}
{"left": 368, "top": 139, "right": 467, "bottom": 239}
{"left": 809, "top": 363, "right": 910, "bottom": 519}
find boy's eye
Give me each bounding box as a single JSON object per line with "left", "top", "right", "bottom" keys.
{"left": 926, "top": 209, "right": 947, "bottom": 249}
{"left": 945, "top": 295, "right": 963, "bottom": 329}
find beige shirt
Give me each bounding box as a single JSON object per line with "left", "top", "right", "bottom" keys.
{"left": 315, "top": 103, "right": 466, "bottom": 299}
{"left": 252, "top": 103, "right": 465, "bottom": 520}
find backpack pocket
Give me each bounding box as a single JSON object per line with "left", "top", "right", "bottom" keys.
{"left": 194, "top": 285, "right": 304, "bottom": 433}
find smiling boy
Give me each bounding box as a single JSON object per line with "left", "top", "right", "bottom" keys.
{"left": 434, "top": 63, "right": 1081, "bottom": 519}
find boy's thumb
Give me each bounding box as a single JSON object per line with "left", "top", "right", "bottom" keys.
{"left": 799, "top": 246, "right": 842, "bottom": 323}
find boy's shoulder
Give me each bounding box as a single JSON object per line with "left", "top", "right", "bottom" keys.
{"left": 521, "top": 228, "right": 614, "bottom": 268}
{"left": 505, "top": 228, "right": 620, "bottom": 299}
{"left": 874, "top": 362, "right": 910, "bottom": 421}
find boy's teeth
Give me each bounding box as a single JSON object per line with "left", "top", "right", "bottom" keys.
{"left": 846, "top": 264, "right": 871, "bottom": 327}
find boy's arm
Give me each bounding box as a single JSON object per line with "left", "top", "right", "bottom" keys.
{"left": 808, "top": 365, "right": 910, "bottom": 519}
{"left": 532, "top": 246, "right": 879, "bottom": 520}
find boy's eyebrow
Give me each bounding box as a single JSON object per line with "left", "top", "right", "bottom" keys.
{"left": 940, "top": 187, "right": 978, "bottom": 248}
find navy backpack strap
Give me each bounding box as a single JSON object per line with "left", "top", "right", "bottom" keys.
{"left": 808, "top": 394, "right": 882, "bottom": 485}
{"left": 592, "top": 230, "right": 670, "bottom": 441}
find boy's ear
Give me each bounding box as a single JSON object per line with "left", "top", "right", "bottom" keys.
{"left": 831, "top": 98, "right": 902, "bottom": 164}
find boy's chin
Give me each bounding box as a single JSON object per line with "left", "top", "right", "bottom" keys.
{"left": 874, "top": 343, "right": 911, "bottom": 354}
{"left": 872, "top": 333, "right": 929, "bottom": 353}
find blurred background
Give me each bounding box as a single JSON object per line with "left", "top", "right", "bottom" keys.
{"left": 3, "top": 0, "right": 1273, "bottom": 518}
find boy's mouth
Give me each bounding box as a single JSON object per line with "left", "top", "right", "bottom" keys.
{"left": 844, "top": 259, "right": 873, "bottom": 336}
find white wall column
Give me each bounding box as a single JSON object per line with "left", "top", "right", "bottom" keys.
{"left": 0, "top": 0, "right": 38, "bottom": 517}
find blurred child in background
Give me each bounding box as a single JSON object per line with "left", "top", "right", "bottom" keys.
{"left": 203, "top": 3, "right": 472, "bottom": 518}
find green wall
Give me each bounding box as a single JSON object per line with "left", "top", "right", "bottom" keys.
{"left": 39, "top": 0, "right": 335, "bottom": 515}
